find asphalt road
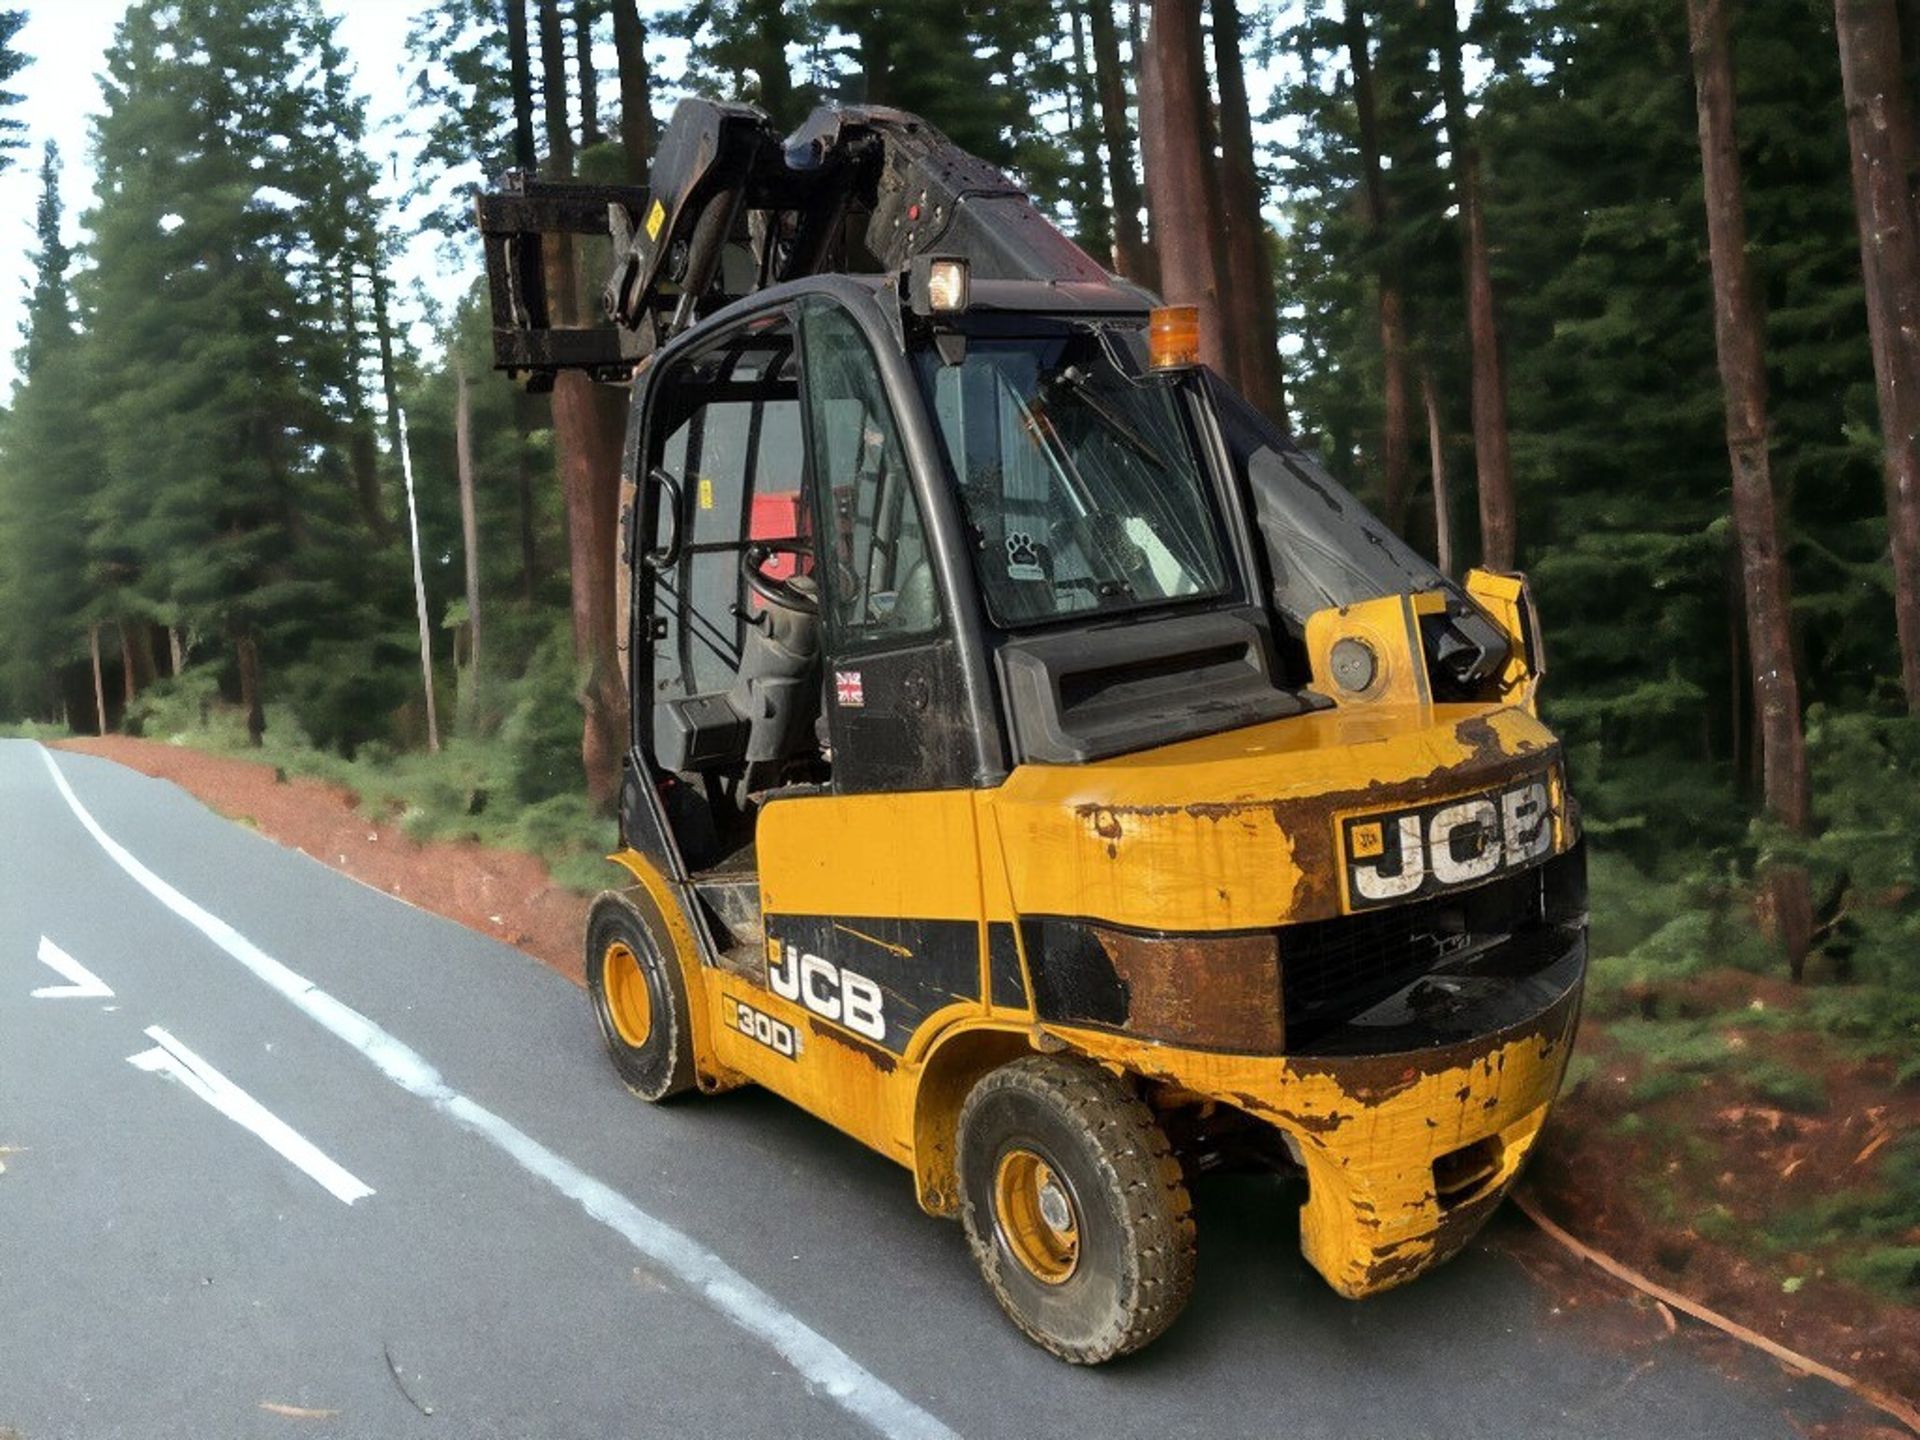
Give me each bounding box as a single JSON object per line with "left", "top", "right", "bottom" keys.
{"left": 0, "top": 739, "right": 1872, "bottom": 1440}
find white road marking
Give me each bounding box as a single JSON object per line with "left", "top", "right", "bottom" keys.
{"left": 127, "top": 1025, "right": 375, "bottom": 1205}
{"left": 31, "top": 935, "right": 114, "bottom": 999}
{"left": 36, "top": 746, "right": 958, "bottom": 1440}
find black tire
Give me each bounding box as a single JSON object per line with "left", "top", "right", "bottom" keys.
{"left": 957, "top": 1056, "right": 1196, "bottom": 1363}
{"left": 585, "top": 894, "right": 697, "bottom": 1101}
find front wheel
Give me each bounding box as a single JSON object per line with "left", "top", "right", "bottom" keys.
{"left": 585, "top": 895, "right": 696, "bottom": 1101}
{"left": 957, "top": 1056, "right": 1196, "bottom": 1363}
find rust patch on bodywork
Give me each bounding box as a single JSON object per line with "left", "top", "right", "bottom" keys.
{"left": 1094, "top": 929, "right": 1284, "bottom": 1052}
{"left": 1362, "top": 1179, "right": 1509, "bottom": 1290}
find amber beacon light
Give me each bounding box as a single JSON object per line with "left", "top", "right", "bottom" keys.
{"left": 1148, "top": 304, "right": 1202, "bottom": 370}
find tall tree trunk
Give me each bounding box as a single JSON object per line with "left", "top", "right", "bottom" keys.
{"left": 1835, "top": 0, "right": 1920, "bottom": 711}
{"left": 1423, "top": 368, "right": 1454, "bottom": 576}
{"left": 1437, "top": 3, "right": 1518, "bottom": 571}
{"left": 858, "top": 26, "right": 893, "bottom": 106}
{"left": 120, "top": 620, "right": 139, "bottom": 708}
{"left": 573, "top": 0, "right": 599, "bottom": 146}
{"left": 610, "top": 0, "right": 655, "bottom": 181}
{"left": 119, "top": 620, "right": 156, "bottom": 703}
{"left": 1211, "top": 0, "right": 1287, "bottom": 426}
{"left": 555, "top": 374, "right": 631, "bottom": 811}
{"left": 541, "top": 0, "right": 629, "bottom": 808}
{"left": 1347, "top": 1, "right": 1415, "bottom": 536}
{"left": 741, "top": 0, "right": 797, "bottom": 129}
{"left": 1688, "top": 0, "right": 1813, "bottom": 975}
{"left": 339, "top": 258, "right": 391, "bottom": 541}
{"left": 89, "top": 622, "right": 107, "bottom": 736}
{"left": 456, "top": 360, "right": 483, "bottom": 725}
{"left": 1141, "top": 0, "right": 1235, "bottom": 375}
{"left": 168, "top": 627, "right": 185, "bottom": 678}
{"left": 506, "top": 0, "right": 538, "bottom": 172}
{"left": 1069, "top": 1, "right": 1114, "bottom": 262}
{"left": 235, "top": 627, "right": 265, "bottom": 747}
{"left": 1090, "top": 0, "right": 1156, "bottom": 286}
{"left": 538, "top": 0, "right": 575, "bottom": 180}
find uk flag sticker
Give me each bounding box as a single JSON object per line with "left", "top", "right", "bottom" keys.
{"left": 835, "top": 670, "right": 865, "bottom": 707}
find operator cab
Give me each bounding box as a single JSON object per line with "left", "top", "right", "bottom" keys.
{"left": 629, "top": 273, "right": 1519, "bottom": 974}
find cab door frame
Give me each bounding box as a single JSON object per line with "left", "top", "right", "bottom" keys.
{"left": 619, "top": 281, "right": 1009, "bottom": 959}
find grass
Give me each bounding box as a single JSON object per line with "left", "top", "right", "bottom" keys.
{"left": 1750, "top": 1135, "right": 1920, "bottom": 1299}
{"left": 1570, "top": 850, "right": 1920, "bottom": 1306}
{"left": 0, "top": 719, "right": 73, "bottom": 741}
{"left": 118, "top": 673, "right": 619, "bottom": 894}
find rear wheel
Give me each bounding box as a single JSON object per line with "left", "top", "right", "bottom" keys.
{"left": 957, "top": 1056, "right": 1196, "bottom": 1363}
{"left": 586, "top": 896, "right": 696, "bottom": 1101}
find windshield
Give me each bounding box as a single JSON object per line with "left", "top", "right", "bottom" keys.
{"left": 915, "top": 332, "right": 1232, "bottom": 628}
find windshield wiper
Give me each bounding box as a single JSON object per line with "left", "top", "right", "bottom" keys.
{"left": 1046, "top": 364, "right": 1181, "bottom": 474}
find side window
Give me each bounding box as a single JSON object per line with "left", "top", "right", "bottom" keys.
{"left": 649, "top": 319, "right": 806, "bottom": 697}
{"left": 799, "top": 303, "right": 941, "bottom": 645}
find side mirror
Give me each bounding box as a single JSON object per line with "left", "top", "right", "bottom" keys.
{"left": 1464, "top": 568, "right": 1545, "bottom": 711}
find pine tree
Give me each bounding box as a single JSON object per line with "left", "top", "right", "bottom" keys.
{"left": 666, "top": 0, "right": 816, "bottom": 131}
{"left": 1688, "top": 0, "right": 1814, "bottom": 971}
{"left": 0, "top": 10, "right": 26, "bottom": 172}
{"left": 1436, "top": 0, "right": 1518, "bottom": 571}
{"left": 1211, "top": 0, "right": 1286, "bottom": 425}
{"left": 1344, "top": 1, "right": 1414, "bottom": 536}
{"left": 85, "top": 0, "right": 404, "bottom": 747}
{"left": 609, "top": 0, "right": 655, "bottom": 175}
{"left": 1834, "top": 0, "right": 1920, "bottom": 711}
{"left": 1087, "top": 0, "right": 1155, "bottom": 285}
{"left": 407, "top": 0, "right": 525, "bottom": 238}
{"left": 1141, "top": 0, "right": 1234, "bottom": 375}
{"left": 0, "top": 142, "right": 95, "bottom": 720}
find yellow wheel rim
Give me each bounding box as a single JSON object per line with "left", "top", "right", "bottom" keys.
{"left": 603, "top": 940, "right": 653, "bottom": 1050}
{"left": 994, "top": 1148, "right": 1080, "bottom": 1285}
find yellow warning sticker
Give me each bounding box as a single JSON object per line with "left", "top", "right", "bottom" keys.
{"left": 1348, "top": 820, "right": 1384, "bottom": 859}
{"left": 645, "top": 198, "right": 666, "bottom": 241}
{"left": 698, "top": 477, "right": 714, "bottom": 511}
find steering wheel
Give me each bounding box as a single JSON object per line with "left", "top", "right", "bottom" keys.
{"left": 741, "top": 538, "right": 819, "bottom": 615}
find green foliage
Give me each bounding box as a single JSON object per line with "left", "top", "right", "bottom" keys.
{"left": 0, "top": 9, "right": 25, "bottom": 171}
{"left": 1799, "top": 710, "right": 1920, "bottom": 990}
{"left": 1760, "top": 1133, "right": 1920, "bottom": 1288}
{"left": 0, "top": 142, "right": 94, "bottom": 721}
{"left": 1837, "top": 1246, "right": 1920, "bottom": 1301}
{"left": 61, "top": 0, "right": 412, "bottom": 735}
{"left": 281, "top": 635, "right": 419, "bottom": 758}
{"left": 122, "top": 666, "right": 222, "bottom": 738}
{"left": 500, "top": 619, "right": 587, "bottom": 805}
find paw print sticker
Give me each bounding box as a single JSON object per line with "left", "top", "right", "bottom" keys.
{"left": 1005, "top": 530, "right": 1045, "bottom": 581}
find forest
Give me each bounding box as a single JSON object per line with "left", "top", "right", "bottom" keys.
{"left": 0, "top": 0, "right": 1916, "bottom": 1371}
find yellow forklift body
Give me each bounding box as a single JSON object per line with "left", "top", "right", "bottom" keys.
{"left": 607, "top": 676, "right": 1580, "bottom": 1298}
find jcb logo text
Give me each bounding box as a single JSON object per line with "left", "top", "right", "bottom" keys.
{"left": 1342, "top": 776, "right": 1556, "bottom": 909}
{"left": 767, "top": 942, "right": 887, "bottom": 1042}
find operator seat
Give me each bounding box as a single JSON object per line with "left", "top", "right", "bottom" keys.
{"left": 727, "top": 576, "right": 824, "bottom": 765}
{"left": 891, "top": 559, "right": 939, "bottom": 632}
{"left": 654, "top": 577, "right": 823, "bottom": 779}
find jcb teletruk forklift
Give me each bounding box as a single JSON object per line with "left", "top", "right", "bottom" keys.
{"left": 479, "top": 100, "right": 1587, "bottom": 1363}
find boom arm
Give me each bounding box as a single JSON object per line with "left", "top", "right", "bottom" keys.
{"left": 477, "top": 97, "right": 1112, "bottom": 386}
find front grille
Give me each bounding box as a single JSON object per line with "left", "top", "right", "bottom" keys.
{"left": 1279, "top": 846, "right": 1583, "bottom": 1049}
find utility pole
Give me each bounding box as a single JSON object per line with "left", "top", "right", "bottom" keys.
{"left": 398, "top": 409, "right": 442, "bottom": 754}
{"left": 455, "top": 360, "right": 483, "bottom": 724}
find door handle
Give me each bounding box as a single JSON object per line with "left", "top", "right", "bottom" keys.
{"left": 645, "top": 466, "right": 684, "bottom": 570}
